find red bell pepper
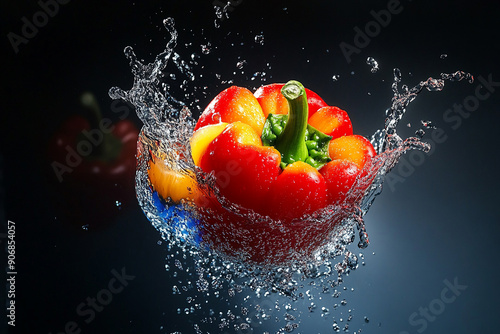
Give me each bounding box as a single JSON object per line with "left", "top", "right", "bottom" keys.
{"left": 149, "top": 80, "right": 376, "bottom": 262}
{"left": 192, "top": 80, "right": 375, "bottom": 209}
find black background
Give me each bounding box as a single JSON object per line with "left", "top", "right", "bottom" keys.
{"left": 2, "top": 0, "right": 500, "bottom": 333}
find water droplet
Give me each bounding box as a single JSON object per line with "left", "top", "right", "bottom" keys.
{"left": 201, "top": 43, "right": 211, "bottom": 54}
{"left": 196, "top": 278, "right": 209, "bottom": 292}
{"left": 345, "top": 252, "right": 358, "bottom": 270}
{"left": 214, "top": 5, "right": 223, "bottom": 19}
{"left": 415, "top": 129, "right": 426, "bottom": 138}
{"left": 423, "top": 78, "right": 445, "bottom": 92}
{"left": 355, "top": 215, "right": 369, "bottom": 249}
{"left": 333, "top": 322, "right": 340, "bottom": 332}
{"left": 366, "top": 57, "right": 379, "bottom": 73}
{"left": 254, "top": 34, "right": 264, "bottom": 45}
{"left": 236, "top": 60, "right": 247, "bottom": 69}
{"left": 441, "top": 70, "right": 474, "bottom": 83}
{"left": 421, "top": 120, "right": 436, "bottom": 129}
{"left": 393, "top": 68, "right": 402, "bottom": 83}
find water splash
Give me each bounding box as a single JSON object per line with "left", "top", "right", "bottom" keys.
{"left": 236, "top": 60, "right": 247, "bottom": 69}
{"left": 109, "top": 18, "right": 192, "bottom": 140}
{"left": 201, "top": 42, "right": 212, "bottom": 55}
{"left": 109, "top": 17, "right": 473, "bottom": 333}
{"left": 254, "top": 34, "right": 265, "bottom": 45}
{"left": 213, "top": 1, "right": 235, "bottom": 27}
{"left": 366, "top": 57, "right": 379, "bottom": 73}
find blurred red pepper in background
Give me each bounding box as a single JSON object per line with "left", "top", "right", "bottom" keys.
{"left": 47, "top": 92, "right": 139, "bottom": 229}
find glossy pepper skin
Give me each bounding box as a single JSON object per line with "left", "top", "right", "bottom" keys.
{"left": 194, "top": 86, "right": 266, "bottom": 135}
{"left": 265, "top": 161, "right": 328, "bottom": 221}
{"left": 149, "top": 81, "right": 376, "bottom": 262}
{"left": 192, "top": 81, "right": 342, "bottom": 218}
{"left": 254, "top": 83, "right": 327, "bottom": 118}
{"left": 199, "top": 121, "right": 282, "bottom": 212}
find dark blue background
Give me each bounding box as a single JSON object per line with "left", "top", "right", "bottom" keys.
{"left": 2, "top": 0, "right": 499, "bottom": 333}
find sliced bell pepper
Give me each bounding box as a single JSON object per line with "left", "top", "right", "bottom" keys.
{"left": 148, "top": 80, "right": 376, "bottom": 263}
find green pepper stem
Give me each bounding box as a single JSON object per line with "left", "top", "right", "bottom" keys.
{"left": 275, "top": 80, "right": 309, "bottom": 166}
{"left": 80, "top": 92, "right": 120, "bottom": 160}
{"left": 81, "top": 92, "right": 103, "bottom": 130}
